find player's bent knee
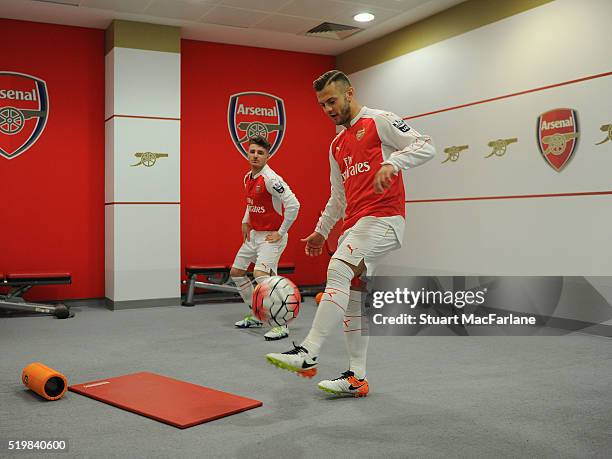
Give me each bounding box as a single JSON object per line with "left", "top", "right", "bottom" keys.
{"left": 330, "top": 257, "right": 365, "bottom": 278}
{"left": 327, "top": 258, "right": 357, "bottom": 285}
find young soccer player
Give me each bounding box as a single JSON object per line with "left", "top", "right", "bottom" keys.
{"left": 231, "top": 136, "right": 300, "bottom": 341}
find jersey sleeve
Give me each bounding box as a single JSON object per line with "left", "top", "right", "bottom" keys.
{"left": 374, "top": 112, "right": 436, "bottom": 171}
{"left": 315, "top": 145, "right": 347, "bottom": 239}
{"left": 265, "top": 175, "right": 300, "bottom": 237}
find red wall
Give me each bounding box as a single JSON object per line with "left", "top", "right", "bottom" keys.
{"left": 181, "top": 40, "right": 336, "bottom": 285}
{"left": 0, "top": 25, "right": 335, "bottom": 301}
{"left": 0, "top": 19, "right": 105, "bottom": 300}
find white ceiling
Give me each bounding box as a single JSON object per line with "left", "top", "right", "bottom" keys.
{"left": 0, "top": 0, "right": 465, "bottom": 55}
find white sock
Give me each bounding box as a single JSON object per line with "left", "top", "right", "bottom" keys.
{"left": 344, "top": 289, "right": 369, "bottom": 379}
{"left": 231, "top": 276, "right": 254, "bottom": 311}
{"left": 301, "top": 258, "right": 354, "bottom": 357}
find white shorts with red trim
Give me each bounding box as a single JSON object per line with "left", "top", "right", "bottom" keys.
{"left": 332, "top": 216, "right": 400, "bottom": 277}
{"left": 232, "top": 230, "right": 288, "bottom": 274}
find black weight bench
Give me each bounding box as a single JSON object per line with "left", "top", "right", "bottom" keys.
{"left": 182, "top": 264, "right": 295, "bottom": 306}
{"left": 0, "top": 272, "right": 73, "bottom": 319}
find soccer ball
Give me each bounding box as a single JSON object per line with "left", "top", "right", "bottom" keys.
{"left": 252, "top": 276, "right": 301, "bottom": 326}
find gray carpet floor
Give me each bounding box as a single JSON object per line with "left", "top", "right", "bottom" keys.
{"left": 1, "top": 299, "right": 610, "bottom": 459}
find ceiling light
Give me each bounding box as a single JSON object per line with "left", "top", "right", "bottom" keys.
{"left": 353, "top": 12, "right": 375, "bottom": 23}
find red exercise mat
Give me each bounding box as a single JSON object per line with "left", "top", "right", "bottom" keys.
{"left": 68, "top": 372, "right": 262, "bottom": 429}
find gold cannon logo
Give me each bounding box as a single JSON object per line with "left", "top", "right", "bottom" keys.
{"left": 595, "top": 124, "right": 611, "bottom": 145}
{"left": 485, "top": 138, "right": 518, "bottom": 158}
{"left": 0, "top": 71, "right": 49, "bottom": 160}
{"left": 537, "top": 108, "right": 579, "bottom": 171}
{"left": 228, "top": 91, "right": 286, "bottom": 159}
{"left": 442, "top": 145, "right": 468, "bottom": 163}
{"left": 131, "top": 152, "right": 168, "bottom": 167}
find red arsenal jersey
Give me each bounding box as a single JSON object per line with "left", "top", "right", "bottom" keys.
{"left": 315, "top": 106, "right": 436, "bottom": 244}
{"left": 243, "top": 165, "right": 299, "bottom": 234}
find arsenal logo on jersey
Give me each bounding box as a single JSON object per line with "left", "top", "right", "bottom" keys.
{"left": 537, "top": 108, "right": 579, "bottom": 172}
{"left": 227, "top": 91, "right": 286, "bottom": 159}
{"left": 0, "top": 72, "right": 49, "bottom": 160}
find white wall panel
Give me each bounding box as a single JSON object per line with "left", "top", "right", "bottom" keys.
{"left": 104, "top": 119, "right": 115, "bottom": 203}
{"left": 111, "top": 47, "right": 180, "bottom": 118}
{"left": 106, "top": 117, "right": 180, "bottom": 203}
{"left": 349, "top": 0, "right": 612, "bottom": 276}
{"left": 381, "top": 195, "right": 612, "bottom": 276}
{"left": 350, "top": 0, "right": 612, "bottom": 118}
{"left": 402, "top": 75, "right": 612, "bottom": 199}
{"left": 105, "top": 204, "right": 180, "bottom": 302}
{"left": 104, "top": 205, "right": 115, "bottom": 299}
{"left": 104, "top": 49, "right": 115, "bottom": 120}
{"left": 104, "top": 33, "right": 181, "bottom": 305}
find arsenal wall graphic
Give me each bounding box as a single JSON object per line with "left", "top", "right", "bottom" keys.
{"left": 537, "top": 108, "right": 579, "bottom": 172}
{"left": 0, "top": 71, "right": 49, "bottom": 160}
{"left": 227, "top": 91, "right": 286, "bottom": 159}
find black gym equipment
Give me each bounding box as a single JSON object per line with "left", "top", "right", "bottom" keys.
{"left": 0, "top": 272, "right": 73, "bottom": 319}
{"left": 182, "top": 264, "right": 295, "bottom": 306}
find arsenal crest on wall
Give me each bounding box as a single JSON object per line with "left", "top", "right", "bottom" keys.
{"left": 0, "top": 71, "right": 49, "bottom": 160}
{"left": 537, "top": 108, "right": 579, "bottom": 172}
{"left": 227, "top": 91, "right": 286, "bottom": 159}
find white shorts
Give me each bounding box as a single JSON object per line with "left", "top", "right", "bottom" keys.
{"left": 232, "top": 230, "right": 288, "bottom": 274}
{"left": 332, "top": 216, "right": 400, "bottom": 278}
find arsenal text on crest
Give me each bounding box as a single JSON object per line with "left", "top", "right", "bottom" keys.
{"left": 236, "top": 105, "right": 278, "bottom": 117}
{"left": 0, "top": 89, "right": 38, "bottom": 101}
{"left": 540, "top": 117, "right": 574, "bottom": 130}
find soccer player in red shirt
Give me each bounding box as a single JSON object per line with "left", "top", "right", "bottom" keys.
{"left": 231, "top": 136, "right": 300, "bottom": 341}
{"left": 266, "top": 71, "right": 436, "bottom": 396}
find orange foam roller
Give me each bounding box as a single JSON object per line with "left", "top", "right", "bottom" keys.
{"left": 22, "top": 362, "right": 68, "bottom": 400}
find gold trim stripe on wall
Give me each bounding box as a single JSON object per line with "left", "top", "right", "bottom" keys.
{"left": 336, "top": 0, "right": 555, "bottom": 75}
{"left": 105, "top": 20, "right": 180, "bottom": 55}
